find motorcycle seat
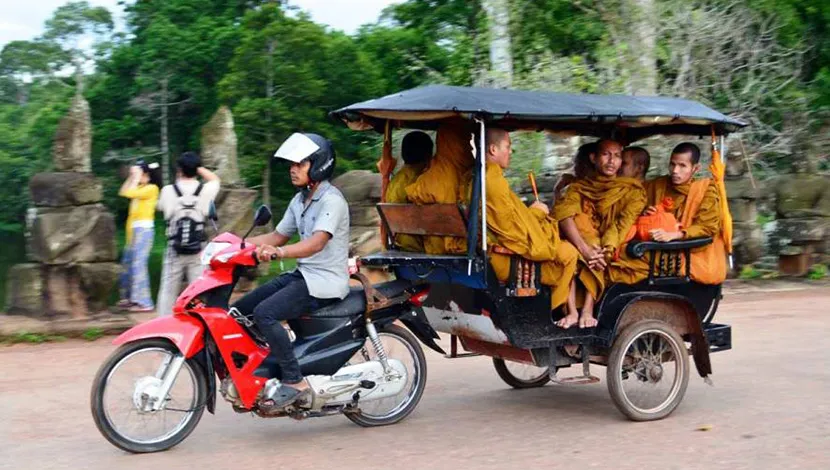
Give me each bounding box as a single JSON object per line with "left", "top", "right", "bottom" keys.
{"left": 311, "top": 279, "right": 414, "bottom": 318}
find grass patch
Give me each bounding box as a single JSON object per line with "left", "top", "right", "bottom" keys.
{"left": 739, "top": 265, "right": 763, "bottom": 280}
{"left": 807, "top": 264, "right": 828, "bottom": 280}
{"left": 82, "top": 328, "right": 105, "bottom": 341}
{"left": 4, "top": 332, "right": 67, "bottom": 344}
{"left": 757, "top": 213, "right": 774, "bottom": 226}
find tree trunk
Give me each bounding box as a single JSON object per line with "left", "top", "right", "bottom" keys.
{"left": 627, "top": 0, "right": 657, "bottom": 95}
{"left": 160, "top": 76, "right": 170, "bottom": 185}
{"left": 483, "top": 0, "right": 513, "bottom": 88}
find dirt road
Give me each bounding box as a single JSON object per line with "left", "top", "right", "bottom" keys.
{"left": 2, "top": 288, "right": 828, "bottom": 470}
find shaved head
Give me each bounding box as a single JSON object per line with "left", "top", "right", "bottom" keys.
{"left": 485, "top": 128, "right": 512, "bottom": 169}
{"left": 592, "top": 139, "right": 623, "bottom": 177}
{"left": 620, "top": 146, "right": 650, "bottom": 179}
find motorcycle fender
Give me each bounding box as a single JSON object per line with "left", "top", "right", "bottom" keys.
{"left": 112, "top": 315, "right": 205, "bottom": 358}
{"left": 396, "top": 307, "right": 446, "bottom": 355}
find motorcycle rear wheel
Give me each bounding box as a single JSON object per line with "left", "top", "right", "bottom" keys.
{"left": 345, "top": 324, "right": 427, "bottom": 427}
{"left": 90, "top": 339, "right": 207, "bottom": 453}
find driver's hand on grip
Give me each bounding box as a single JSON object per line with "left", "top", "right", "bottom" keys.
{"left": 256, "top": 244, "right": 282, "bottom": 262}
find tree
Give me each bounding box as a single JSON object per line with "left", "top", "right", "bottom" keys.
{"left": 40, "top": 1, "right": 114, "bottom": 95}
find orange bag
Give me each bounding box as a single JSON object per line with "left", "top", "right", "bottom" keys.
{"left": 624, "top": 197, "right": 680, "bottom": 242}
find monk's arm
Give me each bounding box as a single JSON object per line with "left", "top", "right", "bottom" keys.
{"left": 603, "top": 188, "right": 647, "bottom": 250}
{"left": 683, "top": 184, "right": 721, "bottom": 239}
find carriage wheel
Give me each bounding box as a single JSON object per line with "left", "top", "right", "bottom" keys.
{"left": 492, "top": 358, "right": 550, "bottom": 389}
{"left": 607, "top": 320, "right": 689, "bottom": 421}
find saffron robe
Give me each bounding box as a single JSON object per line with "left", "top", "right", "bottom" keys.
{"left": 406, "top": 122, "right": 473, "bottom": 254}
{"left": 609, "top": 176, "right": 723, "bottom": 284}
{"left": 387, "top": 163, "right": 426, "bottom": 252}
{"left": 477, "top": 163, "right": 578, "bottom": 309}
{"left": 553, "top": 175, "right": 646, "bottom": 301}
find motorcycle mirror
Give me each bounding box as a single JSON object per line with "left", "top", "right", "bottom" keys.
{"left": 253, "top": 205, "right": 272, "bottom": 227}
{"left": 208, "top": 201, "right": 218, "bottom": 222}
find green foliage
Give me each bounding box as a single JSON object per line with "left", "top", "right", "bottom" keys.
{"left": 4, "top": 332, "right": 67, "bottom": 344}
{"left": 82, "top": 328, "right": 105, "bottom": 341}
{"left": 739, "top": 265, "right": 763, "bottom": 280}
{"left": 807, "top": 264, "right": 827, "bottom": 280}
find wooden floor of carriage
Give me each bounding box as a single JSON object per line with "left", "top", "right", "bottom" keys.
{"left": 2, "top": 287, "right": 829, "bottom": 470}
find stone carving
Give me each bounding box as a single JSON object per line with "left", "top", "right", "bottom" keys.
{"left": 52, "top": 95, "right": 92, "bottom": 172}
{"left": 332, "top": 170, "right": 390, "bottom": 283}
{"left": 4, "top": 100, "right": 120, "bottom": 319}
{"left": 200, "top": 106, "right": 241, "bottom": 187}
{"left": 724, "top": 141, "right": 763, "bottom": 271}
{"left": 767, "top": 152, "right": 830, "bottom": 275}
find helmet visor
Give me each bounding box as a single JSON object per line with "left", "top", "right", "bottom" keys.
{"left": 274, "top": 133, "right": 320, "bottom": 163}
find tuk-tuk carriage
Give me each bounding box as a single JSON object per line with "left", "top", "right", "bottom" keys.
{"left": 332, "top": 85, "right": 742, "bottom": 421}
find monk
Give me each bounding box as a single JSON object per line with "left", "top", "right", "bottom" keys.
{"left": 475, "top": 128, "right": 578, "bottom": 311}
{"left": 553, "top": 139, "right": 647, "bottom": 328}
{"left": 387, "top": 131, "right": 433, "bottom": 251}
{"left": 610, "top": 143, "right": 724, "bottom": 284}
{"left": 553, "top": 142, "right": 597, "bottom": 203}
{"left": 406, "top": 122, "right": 473, "bottom": 254}
{"left": 619, "top": 146, "right": 650, "bottom": 180}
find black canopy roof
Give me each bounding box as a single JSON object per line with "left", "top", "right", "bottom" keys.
{"left": 332, "top": 85, "right": 747, "bottom": 140}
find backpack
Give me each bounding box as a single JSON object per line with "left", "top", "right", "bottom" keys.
{"left": 168, "top": 182, "right": 207, "bottom": 255}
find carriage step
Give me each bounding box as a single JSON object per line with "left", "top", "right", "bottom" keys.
{"left": 549, "top": 346, "right": 600, "bottom": 385}
{"left": 550, "top": 374, "right": 601, "bottom": 385}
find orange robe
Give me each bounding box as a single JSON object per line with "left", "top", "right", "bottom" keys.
{"left": 476, "top": 163, "right": 578, "bottom": 309}
{"left": 387, "top": 163, "right": 426, "bottom": 252}
{"left": 553, "top": 176, "right": 646, "bottom": 301}
{"left": 610, "top": 176, "right": 724, "bottom": 284}
{"left": 405, "top": 122, "right": 473, "bottom": 254}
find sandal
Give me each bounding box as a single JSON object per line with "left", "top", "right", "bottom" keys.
{"left": 128, "top": 305, "right": 155, "bottom": 313}
{"left": 115, "top": 300, "right": 134, "bottom": 309}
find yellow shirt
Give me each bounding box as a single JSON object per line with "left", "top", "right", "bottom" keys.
{"left": 121, "top": 184, "right": 160, "bottom": 244}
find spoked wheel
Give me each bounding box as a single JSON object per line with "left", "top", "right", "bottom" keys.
{"left": 345, "top": 324, "right": 427, "bottom": 427}
{"left": 607, "top": 320, "right": 689, "bottom": 421}
{"left": 90, "top": 339, "right": 207, "bottom": 453}
{"left": 492, "top": 358, "right": 550, "bottom": 389}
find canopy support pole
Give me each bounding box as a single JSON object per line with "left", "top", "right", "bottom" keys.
{"left": 477, "top": 118, "right": 487, "bottom": 255}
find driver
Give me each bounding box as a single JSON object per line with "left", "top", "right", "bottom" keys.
{"left": 231, "top": 132, "right": 350, "bottom": 409}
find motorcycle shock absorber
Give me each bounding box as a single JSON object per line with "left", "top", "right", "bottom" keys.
{"left": 365, "top": 321, "right": 392, "bottom": 374}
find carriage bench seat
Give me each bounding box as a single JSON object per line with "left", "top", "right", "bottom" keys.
{"left": 366, "top": 203, "right": 540, "bottom": 297}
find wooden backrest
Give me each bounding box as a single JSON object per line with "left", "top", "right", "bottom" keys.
{"left": 377, "top": 203, "right": 468, "bottom": 238}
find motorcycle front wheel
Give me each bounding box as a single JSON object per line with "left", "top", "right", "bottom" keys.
{"left": 345, "top": 324, "right": 427, "bottom": 427}
{"left": 90, "top": 339, "right": 207, "bottom": 453}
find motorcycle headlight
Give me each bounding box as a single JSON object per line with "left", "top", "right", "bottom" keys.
{"left": 201, "top": 242, "right": 232, "bottom": 265}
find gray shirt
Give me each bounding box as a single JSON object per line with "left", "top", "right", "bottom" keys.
{"left": 276, "top": 181, "right": 350, "bottom": 299}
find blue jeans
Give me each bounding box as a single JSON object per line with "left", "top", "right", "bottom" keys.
{"left": 119, "top": 226, "right": 155, "bottom": 309}
{"left": 231, "top": 271, "right": 337, "bottom": 383}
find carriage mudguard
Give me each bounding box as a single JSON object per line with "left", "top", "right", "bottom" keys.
{"left": 374, "top": 306, "right": 446, "bottom": 355}
{"left": 112, "top": 314, "right": 205, "bottom": 358}
{"left": 596, "top": 291, "right": 713, "bottom": 378}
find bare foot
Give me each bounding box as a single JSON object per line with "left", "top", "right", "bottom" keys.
{"left": 555, "top": 312, "right": 579, "bottom": 329}
{"left": 579, "top": 311, "right": 598, "bottom": 329}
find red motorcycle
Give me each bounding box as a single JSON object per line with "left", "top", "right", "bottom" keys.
{"left": 91, "top": 205, "right": 442, "bottom": 453}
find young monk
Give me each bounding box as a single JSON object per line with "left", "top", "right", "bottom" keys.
{"left": 610, "top": 143, "right": 724, "bottom": 284}
{"left": 553, "top": 139, "right": 647, "bottom": 328}
{"left": 387, "top": 131, "right": 433, "bottom": 251}
{"left": 474, "top": 128, "right": 579, "bottom": 312}
{"left": 406, "top": 122, "right": 473, "bottom": 254}
{"left": 619, "top": 146, "right": 650, "bottom": 180}
{"left": 553, "top": 142, "right": 597, "bottom": 202}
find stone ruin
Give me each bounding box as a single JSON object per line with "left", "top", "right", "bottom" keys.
{"left": 331, "top": 170, "right": 391, "bottom": 284}
{"left": 724, "top": 141, "right": 763, "bottom": 273}
{"left": 5, "top": 95, "right": 122, "bottom": 320}
{"left": 765, "top": 157, "right": 830, "bottom": 276}
{"left": 199, "top": 106, "right": 264, "bottom": 300}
